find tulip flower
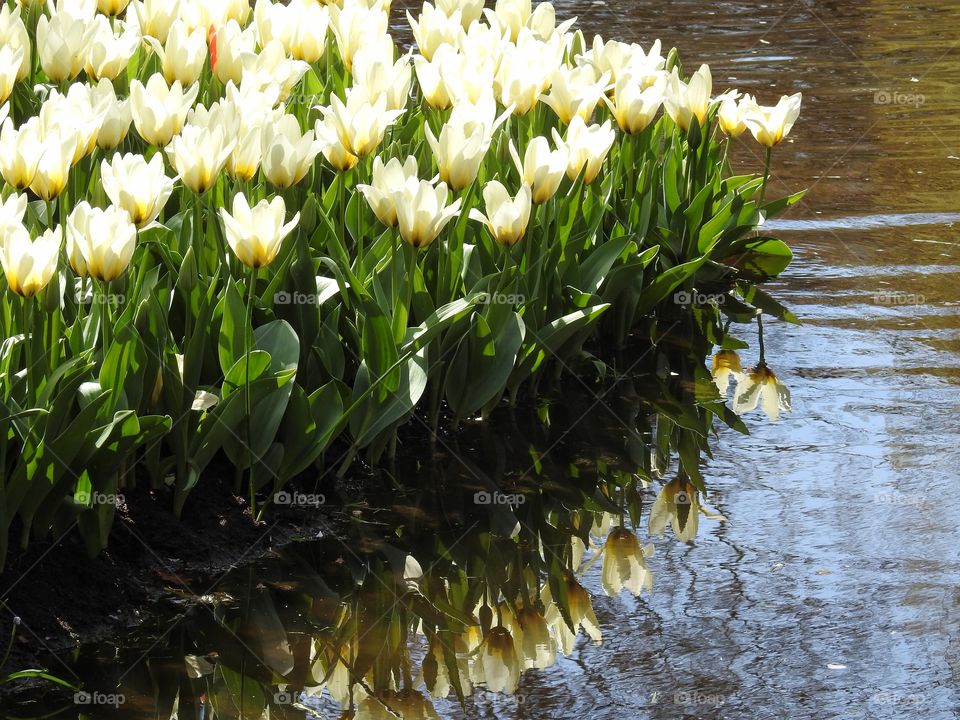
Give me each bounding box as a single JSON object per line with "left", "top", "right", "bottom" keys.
{"left": 36, "top": 11, "right": 93, "bottom": 83}
{"left": 711, "top": 349, "right": 742, "bottom": 396}
{"left": 240, "top": 40, "right": 309, "bottom": 102}
{"left": 165, "top": 123, "right": 235, "bottom": 194}
{"left": 476, "top": 626, "right": 520, "bottom": 693}
{"left": 101, "top": 153, "right": 175, "bottom": 227}
{"left": 0, "top": 193, "right": 27, "bottom": 238}
{"left": 718, "top": 93, "right": 758, "bottom": 137}
{"left": 484, "top": 0, "right": 530, "bottom": 42}
{"left": 0, "top": 120, "right": 41, "bottom": 190}
{"left": 41, "top": 81, "right": 112, "bottom": 165}
{"left": 352, "top": 43, "right": 412, "bottom": 112}
{"left": 732, "top": 362, "right": 791, "bottom": 421}
{"left": 29, "top": 129, "right": 77, "bottom": 201}
{"left": 67, "top": 202, "right": 138, "bottom": 283}
{"left": 663, "top": 63, "right": 712, "bottom": 131}
{"left": 0, "top": 46, "right": 24, "bottom": 105}
{"left": 435, "top": 47, "right": 495, "bottom": 106}
{"left": 424, "top": 97, "right": 507, "bottom": 191}
{"left": 357, "top": 690, "right": 441, "bottom": 720}
{"left": 144, "top": 19, "right": 207, "bottom": 86}
{"left": 541, "top": 66, "right": 610, "bottom": 125}
{"left": 321, "top": 89, "right": 404, "bottom": 158}
{"left": 97, "top": 96, "right": 133, "bottom": 150}
{"left": 553, "top": 116, "right": 615, "bottom": 185}
{"left": 261, "top": 114, "right": 323, "bottom": 189}
{"left": 605, "top": 72, "right": 666, "bottom": 135}
{"left": 543, "top": 576, "right": 601, "bottom": 656}
{"left": 743, "top": 92, "right": 802, "bottom": 147}
{"left": 469, "top": 181, "right": 532, "bottom": 246}
{"left": 413, "top": 46, "right": 454, "bottom": 110}
{"left": 0, "top": 225, "right": 60, "bottom": 299}
{"left": 407, "top": 3, "right": 461, "bottom": 61}
{"left": 314, "top": 115, "right": 359, "bottom": 172}
{"left": 209, "top": 19, "right": 255, "bottom": 85}
{"left": 391, "top": 177, "right": 462, "bottom": 248}
{"left": 97, "top": 0, "right": 131, "bottom": 16}
{"left": 130, "top": 74, "right": 200, "bottom": 146}
{"left": 130, "top": 0, "right": 181, "bottom": 44}
{"left": 255, "top": 0, "right": 329, "bottom": 64}
{"left": 329, "top": 0, "right": 388, "bottom": 72}
{"left": 436, "top": 0, "right": 483, "bottom": 27}
{"left": 494, "top": 42, "right": 553, "bottom": 115}
{"left": 648, "top": 477, "right": 703, "bottom": 543}
{"left": 0, "top": 4, "right": 30, "bottom": 82}
{"left": 508, "top": 135, "right": 567, "bottom": 205}
{"left": 601, "top": 527, "right": 654, "bottom": 596}
{"left": 457, "top": 18, "right": 506, "bottom": 70}
{"left": 356, "top": 155, "right": 419, "bottom": 228}
{"left": 85, "top": 16, "right": 140, "bottom": 81}
{"left": 219, "top": 192, "right": 300, "bottom": 269}
{"left": 514, "top": 605, "right": 555, "bottom": 670}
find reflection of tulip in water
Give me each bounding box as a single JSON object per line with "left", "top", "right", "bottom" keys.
{"left": 648, "top": 477, "right": 699, "bottom": 543}
{"left": 733, "top": 363, "right": 791, "bottom": 421}
{"left": 514, "top": 605, "right": 556, "bottom": 670}
{"left": 601, "top": 527, "right": 654, "bottom": 596}
{"left": 356, "top": 689, "right": 441, "bottom": 720}
{"left": 543, "top": 575, "right": 602, "bottom": 655}
{"left": 475, "top": 625, "right": 520, "bottom": 693}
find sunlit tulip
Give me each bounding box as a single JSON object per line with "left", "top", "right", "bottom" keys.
{"left": 0, "top": 46, "right": 24, "bottom": 105}
{"left": 219, "top": 192, "right": 300, "bottom": 269}
{"left": 424, "top": 97, "right": 506, "bottom": 191}
{"left": 29, "top": 130, "right": 76, "bottom": 201}
{"left": 101, "top": 153, "right": 174, "bottom": 227}
{"left": 664, "top": 63, "right": 712, "bottom": 131}
{"left": 130, "top": 74, "right": 200, "bottom": 146}
{"left": 648, "top": 477, "right": 701, "bottom": 543}
{"left": 541, "top": 65, "right": 609, "bottom": 125}
{"left": 143, "top": 19, "right": 207, "bottom": 86}
{"left": 67, "top": 202, "right": 137, "bottom": 283}
{"left": 261, "top": 114, "right": 323, "bottom": 188}
{"left": 484, "top": 0, "right": 529, "bottom": 42}
{"left": 329, "top": 0, "right": 388, "bottom": 72}
{"left": 474, "top": 626, "right": 520, "bottom": 694}
{"left": 469, "top": 181, "right": 532, "bottom": 246}
{"left": 36, "top": 11, "right": 93, "bottom": 83}
{"left": 413, "top": 46, "right": 454, "bottom": 110}
{"left": 743, "top": 92, "right": 802, "bottom": 147}
{"left": 97, "top": 96, "right": 133, "bottom": 150}
{"left": 519, "top": 100, "right": 584, "bottom": 166}
{"left": 39, "top": 81, "right": 112, "bottom": 164}
{"left": 352, "top": 43, "right": 412, "bottom": 112}
{"left": 601, "top": 527, "right": 654, "bottom": 596}
{"left": 0, "top": 4, "right": 30, "bottom": 81}
{"left": 408, "top": 3, "right": 461, "bottom": 61}
{"left": 606, "top": 72, "right": 666, "bottom": 134}
{"left": 255, "top": 0, "right": 329, "bottom": 63}
{"left": 314, "top": 115, "right": 359, "bottom": 172}
{"left": 98, "top": 0, "right": 130, "bottom": 15}
{"left": 717, "top": 93, "right": 757, "bottom": 137}
{"left": 356, "top": 155, "right": 419, "bottom": 228}
{"left": 322, "top": 89, "right": 404, "bottom": 158}
{"left": 435, "top": 47, "right": 495, "bottom": 106}
{"left": 711, "top": 349, "right": 742, "bottom": 396}
{"left": 553, "top": 116, "right": 615, "bottom": 185}
{"left": 240, "top": 39, "right": 309, "bottom": 102}
{"left": 165, "top": 123, "right": 235, "bottom": 194}
{"left": 85, "top": 16, "right": 140, "bottom": 81}
{"left": 732, "top": 363, "right": 791, "bottom": 421}
{"left": 179, "top": 0, "right": 250, "bottom": 33}
{"left": 0, "top": 120, "right": 41, "bottom": 190}
{"left": 210, "top": 19, "right": 255, "bottom": 85}
{"left": 436, "top": 0, "right": 482, "bottom": 27}
{"left": 543, "top": 576, "right": 601, "bottom": 656}
{"left": 0, "top": 193, "right": 27, "bottom": 238}
{"left": 391, "top": 177, "right": 462, "bottom": 248}
{"left": 131, "top": 0, "right": 181, "bottom": 44}
{"left": 457, "top": 19, "right": 506, "bottom": 71}
{"left": 0, "top": 225, "right": 60, "bottom": 299}
{"left": 494, "top": 41, "right": 554, "bottom": 115}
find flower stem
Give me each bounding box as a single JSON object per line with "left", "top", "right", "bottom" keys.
{"left": 757, "top": 312, "right": 766, "bottom": 365}
{"left": 245, "top": 269, "right": 257, "bottom": 514}
{"left": 759, "top": 146, "right": 772, "bottom": 205}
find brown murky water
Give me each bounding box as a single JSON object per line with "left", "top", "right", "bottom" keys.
{"left": 6, "top": 1, "right": 960, "bottom": 719}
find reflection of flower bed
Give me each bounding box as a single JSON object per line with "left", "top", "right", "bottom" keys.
{"left": 0, "top": 0, "right": 801, "bottom": 625}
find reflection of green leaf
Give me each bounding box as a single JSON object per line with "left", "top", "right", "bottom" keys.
{"left": 214, "top": 665, "right": 267, "bottom": 720}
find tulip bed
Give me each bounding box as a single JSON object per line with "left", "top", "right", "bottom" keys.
{"left": 0, "top": 0, "right": 803, "bottom": 569}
